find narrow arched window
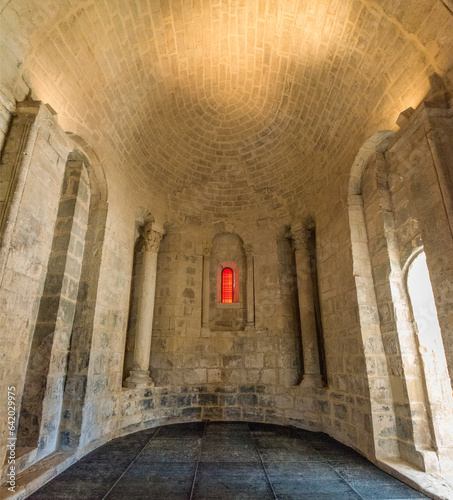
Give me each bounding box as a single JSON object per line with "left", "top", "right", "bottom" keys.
{"left": 407, "top": 252, "right": 443, "bottom": 354}
{"left": 221, "top": 267, "right": 234, "bottom": 303}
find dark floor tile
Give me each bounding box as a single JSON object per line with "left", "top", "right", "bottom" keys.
{"left": 204, "top": 432, "right": 255, "bottom": 444}
{"left": 28, "top": 434, "right": 154, "bottom": 500}
{"left": 270, "top": 481, "right": 362, "bottom": 500}
{"left": 27, "top": 484, "right": 93, "bottom": 500}
{"left": 330, "top": 462, "right": 428, "bottom": 499}
{"left": 148, "top": 435, "right": 201, "bottom": 445}
{"left": 265, "top": 462, "right": 360, "bottom": 499}
{"left": 249, "top": 422, "right": 297, "bottom": 437}
{"left": 329, "top": 461, "right": 394, "bottom": 478}
{"left": 272, "top": 491, "right": 362, "bottom": 500}
{"left": 254, "top": 436, "right": 315, "bottom": 450}
{"left": 99, "top": 427, "right": 157, "bottom": 450}
{"left": 309, "top": 442, "right": 369, "bottom": 463}
{"left": 29, "top": 462, "right": 128, "bottom": 500}
{"left": 348, "top": 483, "right": 427, "bottom": 499}
{"left": 265, "top": 461, "right": 341, "bottom": 479}
{"left": 29, "top": 422, "right": 429, "bottom": 500}
{"left": 139, "top": 437, "right": 201, "bottom": 462}
{"left": 294, "top": 430, "right": 334, "bottom": 443}
{"left": 200, "top": 442, "right": 261, "bottom": 463}
{"left": 78, "top": 448, "right": 142, "bottom": 465}
{"left": 255, "top": 437, "right": 323, "bottom": 463}
{"left": 157, "top": 421, "right": 205, "bottom": 438}
{"left": 260, "top": 449, "right": 325, "bottom": 463}
{"left": 75, "top": 429, "right": 156, "bottom": 466}
{"left": 205, "top": 422, "right": 250, "bottom": 435}
{"left": 107, "top": 462, "right": 196, "bottom": 500}
{"left": 192, "top": 462, "right": 274, "bottom": 500}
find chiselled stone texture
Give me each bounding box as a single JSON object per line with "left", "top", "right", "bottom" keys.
{"left": 1, "top": 1, "right": 453, "bottom": 226}
{"left": 17, "top": 161, "right": 90, "bottom": 457}
{"left": 151, "top": 225, "right": 302, "bottom": 388}
{"left": 0, "top": 2, "right": 453, "bottom": 499}
{"left": 0, "top": 102, "right": 72, "bottom": 473}
{"left": 117, "top": 384, "right": 323, "bottom": 435}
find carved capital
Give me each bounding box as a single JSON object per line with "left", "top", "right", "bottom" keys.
{"left": 140, "top": 222, "right": 163, "bottom": 252}
{"left": 245, "top": 244, "right": 254, "bottom": 257}
{"left": 290, "top": 227, "right": 311, "bottom": 253}
{"left": 202, "top": 243, "right": 212, "bottom": 257}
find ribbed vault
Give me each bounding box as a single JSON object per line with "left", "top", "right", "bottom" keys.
{"left": 1, "top": 0, "right": 452, "bottom": 222}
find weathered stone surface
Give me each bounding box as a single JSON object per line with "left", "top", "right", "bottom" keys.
{"left": 0, "top": 2, "right": 452, "bottom": 498}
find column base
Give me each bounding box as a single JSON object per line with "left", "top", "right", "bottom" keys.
{"left": 124, "top": 370, "right": 155, "bottom": 389}
{"left": 300, "top": 374, "right": 323, "bottom": 388}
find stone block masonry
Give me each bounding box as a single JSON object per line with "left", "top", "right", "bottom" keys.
{"left": 117, "top": 384, "right": 324, "bottom": 438}
{"left": 0, "top": 2, "right": 452, "bottom": 499}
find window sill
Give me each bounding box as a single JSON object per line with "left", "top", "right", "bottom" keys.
{"left": 216, "top": 303, "right": 242, "bottom": 308}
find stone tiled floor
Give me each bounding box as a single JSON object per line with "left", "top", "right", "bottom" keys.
{"left": 29, "top": 422, "right": 428, "bottom": 499}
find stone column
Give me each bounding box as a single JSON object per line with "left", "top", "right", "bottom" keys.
{"left": 245, "top": 246, "right": 255, "bottom": 327}
{"left": 292, "top": 226, "right": 323, "bottom": 387}
{"left": 125, "top": 222, "right": 163, "bottom": 388}
{"left": 201, "top": 243, "right": 212, "bottom": 329}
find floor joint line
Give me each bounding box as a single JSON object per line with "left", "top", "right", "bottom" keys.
{"left": 102, "top": 425, "right": 162, "bottom": 500}
{"left": 326, "top": 462, "right": 367, "bottom": 500}
{"left": 247, "top": 422, "right": 279, "bottom": 500}
{"left": 292, "top": 427, "right": 367, "bottom": 500}
{"left": 188, "top": 421, "right": 207, "bottom": 500}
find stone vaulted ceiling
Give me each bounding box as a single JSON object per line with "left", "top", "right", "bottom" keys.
{"left": 1, "top": 0, "right": 453, "bottom": 222}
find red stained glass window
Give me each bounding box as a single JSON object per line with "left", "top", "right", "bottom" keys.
{"left": 221, "top": 268, "right": 234, "bottom": 303}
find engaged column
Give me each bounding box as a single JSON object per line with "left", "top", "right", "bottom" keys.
{"left": 125, "top": 222, "right": 163, "bottom": 388}
{"left": 292, "top": 225, "right": 323, "bottom": 388}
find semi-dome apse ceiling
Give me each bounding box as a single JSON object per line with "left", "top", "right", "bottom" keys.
{"left": 1, "top": 0, "right": 452, "bottom": 221}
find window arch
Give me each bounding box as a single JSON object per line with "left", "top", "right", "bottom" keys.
{"left": 406, "top": 251, "right": 444, "bottom": 359}
{"left": 404, "top": 249, "right": 453, "bottom": 460}
{"left": 217, "top": 261, "right": 240, "bottom": 303}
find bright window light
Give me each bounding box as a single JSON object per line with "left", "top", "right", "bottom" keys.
{"left": 407, "top": 252, "right": 442, "bottom": 354}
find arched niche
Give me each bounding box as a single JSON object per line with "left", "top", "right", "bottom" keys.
{"left": 209, "top": 233, "right": 246, "bottom": 331}
{"left": 58, "top": 142, "right": 109, "bottom": 451}
{"left": 122, "top": 209, "right": 155, "bottom": 383}
{"left": 15, "top": 137, "right": 109, "bottom": 458}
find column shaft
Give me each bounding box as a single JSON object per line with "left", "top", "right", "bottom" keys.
{"left": 293, "top": 227, "right": 322, "bottom": 387}
{"left": 202, "top": 251, "right": 210, "bottom": 328}
{"left": 133, "top": 249, "right": 158, "bottom": 370}
{"left": 246, "top": 250, "right": 255, "bottom": 326}
{"left": 125, "top": 224, "right": 162, "bottom": 388}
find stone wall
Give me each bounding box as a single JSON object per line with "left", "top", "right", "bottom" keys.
{"left": 384, "top": 102, "right": 453, "bottom": 473}
{"left": 343, "top": 96, "right": 453, "bottom": 473}
{"left": 387, "top": 102, "right": 453, "bottom": 386}
{"left": 150, "top": 225, "right": 302, "bottom": 388}
{"left": 361, "top": 151, "right": 425, "bottom": 467}
{"left": 17, "top": 160, "right": 91, "bottom": 458}
{"left": 0, "top": 101, "right": 72, "bottom": 468}
{"left": 0, "top": 91, "right": 14, "bottom": 159}
{"left": 117, "top": 384, "right": 323, "bottom": 437}
{"left": 0, "top": 80, "right": 452, "bottom": 500}
{"left": 315, "top": 196, "right": 376, "bottom": 457}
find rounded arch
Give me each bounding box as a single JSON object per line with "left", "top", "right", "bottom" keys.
{"left": 346, "top": 130, "right": 400, "bottom": 461}
{"left": 66, "top": 132, "right": 108, "bottom": 207}
{"left": 217, "top": 261, "right": 240, "bottom": 303}
{"left": 57, "top": 136, "right": 110, "bottom": 451}
{"left": 210, "top": 232, "right": 247, "bottom": 330}
{"left": 401, "top": 245, "right": 424, "bottom": 279}
{"left": 348, "top": 130, "right": 394, "bottom": 195}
